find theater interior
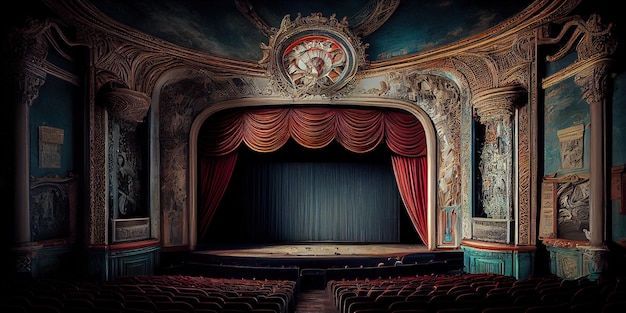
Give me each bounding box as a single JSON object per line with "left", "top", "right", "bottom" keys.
{"left": 2, "top": 0, "right": 626, "bottom": 312}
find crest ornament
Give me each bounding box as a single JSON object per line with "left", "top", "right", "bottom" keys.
{"left": 259, "top": 13, "right": 368, "bottom": 98}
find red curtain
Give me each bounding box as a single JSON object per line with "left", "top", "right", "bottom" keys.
{"left": 198, "top": 107, "right": 429, "bottom": 244}
{"left": 199, "top": 154, "right": 238, "bottom": 238}
{"left": 391, "top": 155, "right": 429, "bottom": 245}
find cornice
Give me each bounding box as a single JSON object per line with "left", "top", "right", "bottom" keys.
{"left": 42, "top": 0, "right": 265, "bottom": 76}
{"left": 42, "top": 0, "right": 579, "bottom": 78}
{"left": 38, "top": 0, "right": 589, "bottom": 104}
{"left": 542, "top": 56, "right": 614, "bottom": 88}
{"left": 366, "top": 0, "right": 578, "bottom": 71}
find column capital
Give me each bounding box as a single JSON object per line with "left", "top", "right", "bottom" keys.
{"left": 471, "top": 85, "right": 526, "bottom": 124}
{"left": 574, "top": 59, "right": 613, "bottom": 106}
{"left": 3, "top": 18, "right": 51, "bottom": 107}
{"left": 100, "top": 86, "right": 151, "bottom": 123}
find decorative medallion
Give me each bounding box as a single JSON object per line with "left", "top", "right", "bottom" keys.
{"left": 259, "top": 13, "right": 368, "bottom": 98}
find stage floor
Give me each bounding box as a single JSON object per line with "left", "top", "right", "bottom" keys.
{"left": 194, "top": 243, "right": 430, "bottom": 258}
{"left": 174, "top": 243, "right": 465, "bottom": 281}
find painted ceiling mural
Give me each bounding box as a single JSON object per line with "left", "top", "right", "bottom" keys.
{"left": 89, "top": 0, "right": 533, "bottom": 62}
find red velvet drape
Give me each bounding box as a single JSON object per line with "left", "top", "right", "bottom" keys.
{"left": 391, "top": 155, "right": 429, "bottom": 244}
{"left": 199, "top": 154, "right": 238, "bottom": 238}
{"left": 198, "top": 107, "right": 428, "bottom": 244}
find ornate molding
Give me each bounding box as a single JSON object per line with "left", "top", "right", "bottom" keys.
{"left": 541, "top": 13, "right": 617, "bottom": 63}
{"left": 259, "top": 13, "right": 369, "bottom": 99}
{"left": 472, "top": 85, "right": 525, "bottom": 123}
{"left": 4, "top": 18, "right": 54, "bottom": 107}
{"left": 540, "top": 13, "right": 617, "bottom": 89}
{"left": 574, "top": 60, "right": 612, "bottom": 106}
{"left": 101, "top": 87, "right": 151, "bottom": 123}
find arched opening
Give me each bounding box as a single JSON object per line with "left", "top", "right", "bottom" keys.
{"left": 188, "top": 99, "right": 438, "bottom": 250}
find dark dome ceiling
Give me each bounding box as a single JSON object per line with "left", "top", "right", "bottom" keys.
{"left": 89, "top": 0, "right": 534, "bottom": 63}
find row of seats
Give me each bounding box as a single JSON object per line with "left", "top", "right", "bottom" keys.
{"left": 326, "top": 272, "right": 626, "bottom": 313}
{"left": 5, "top": 270, "right": 626, "bottom": 313}
{"left": 0, "top": 274, "right": 297, "bottom": 313}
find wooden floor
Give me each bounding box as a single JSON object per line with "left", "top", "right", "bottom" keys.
{"left": 194, "top": 243, "right": 429, "bottom": 258}
{"left": 185, "top": 243, "right": 464, "bottom": 274}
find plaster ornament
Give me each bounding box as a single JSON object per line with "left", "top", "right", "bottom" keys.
{"left": 259, "top": 13, "right": 368, "bottom": 99}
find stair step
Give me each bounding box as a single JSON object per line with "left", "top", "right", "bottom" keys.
{"left": 295, "top": 289, "right": 339, "bottom": 313}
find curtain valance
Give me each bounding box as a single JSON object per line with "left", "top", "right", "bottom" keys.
{"left": 198, "top": 106, "right": 426, "bottom": 157}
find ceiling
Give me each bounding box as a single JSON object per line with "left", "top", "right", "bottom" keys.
{"left": 87, "top": 0, "right": 534, "bottom": 63}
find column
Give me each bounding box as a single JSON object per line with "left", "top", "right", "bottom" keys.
{"left": 4, "top": 20, "right": 50, "bottom": 275}
{"left": 471, "top": 85, "right": 525, "bottom": 243}
{"left": 15, "top": 72, "right": 47, "bottom": 244}
{"left": 574, "top": 61, "right": 612, "bottom": 247}
{"left": 9, "top": 22, "right": 50, "bottom": 245}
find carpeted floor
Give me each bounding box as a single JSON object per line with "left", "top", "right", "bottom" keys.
{"left": 294, "top": 289, "right": 339, "bottom": 313}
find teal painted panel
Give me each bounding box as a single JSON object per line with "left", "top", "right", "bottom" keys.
{"left": 514, "top": 251, "right": 535, "bottom": 280}
{"left": 30, "top": 76, "right": 79, "bottom": 178}
{"left": 544, "top": 76, "right": 590, "bottom": 175}
{"left": 546, "top": 246, "right": 584, "bottom": 279}
{"left": 545, "top": 52, "right": 578, "bottom": 77}
{"left": 612, "top": 72, "right": 626, "bottom": 166}
{"left": 462, "top": 245, "right": 534, "bottom": 280}
{"left": 473, "top": 258, "right": 506, "bottom": 276}
{"left": 612, "top": 200, "right": 626, "bottom": 242}
{"left": 91, "top": 0, "right": 268, "bottom": 61}
{"left": 611, "top": 69, "right": 626, "bottom": 244}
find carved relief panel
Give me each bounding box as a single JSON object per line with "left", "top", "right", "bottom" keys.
{"left": 542, "top": 175, "right": 591, "bottom": 242}
{"left": 30, "top": 175, "right": 78, "bottom": 242}
{"left": 159, "top": 78, "right": 212, "bottom": 247}
{"left": 557, "top": 124, "right": 585, "bottom": 171}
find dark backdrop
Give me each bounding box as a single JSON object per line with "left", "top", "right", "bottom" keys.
{"left": 203, "top": 139, "right": 421, "bottom": 244}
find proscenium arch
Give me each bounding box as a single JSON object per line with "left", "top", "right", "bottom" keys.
{"left": 188, "top": 98, "right": 438, "bottom": 250}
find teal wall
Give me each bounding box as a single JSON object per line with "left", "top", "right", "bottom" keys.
{"left": 29, "top": 75, "right": 79, "bottom": 178}
{"left": 611, "top": 71, "right": 626, "bottom": 242}
{"left": 543, "top": 50, "right": 626, "bottom": 247}
{"left": 612, "top": 73, "right": 626, "bottom": 166}
{"left": 543, "top": 52, "right": 589, "bottom": 176}
{"left": 543, "top": 76, "right": 590, "bottom": 175}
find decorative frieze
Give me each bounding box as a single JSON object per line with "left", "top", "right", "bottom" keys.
{"left": 471, "top": 218, "right": 511, "bottom": 243}
{"left": 557, "top": 124, "right": 585, "bottom": 171}
{"left": 38, "top": 126, "right": 64, "bottom": 169}
{"left": 112, "top": 218, "right": 150, "bottom": 243}
{"left": 30, "top": 175, "right": 78, "bottom": 243}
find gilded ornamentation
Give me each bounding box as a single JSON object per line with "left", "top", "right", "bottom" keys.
{"left": 259, "top": 13, "right": 368, "bottom": 99}
{"left": 541, "top": 13, "right": 617, "bottom": 63}
{"left": 18, "top": 0, "right": 616, "bottom": 257}
{"left": 158, "top": 78, "right": 211, "bottom": 246}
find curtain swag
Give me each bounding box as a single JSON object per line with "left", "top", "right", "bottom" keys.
{"left": 198, "top": 106, "right": 427, "bottom": 157}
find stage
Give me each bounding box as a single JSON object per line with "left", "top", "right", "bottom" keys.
{"left": 169, "top": 243, "right": 465, "bottom": 287}
{"left": 193, "top": 243, "right": 430, "bottom": 258}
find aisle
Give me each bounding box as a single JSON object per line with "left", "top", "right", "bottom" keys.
{"left": 294, "top": 289, "right": 339, "bottom": 313}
